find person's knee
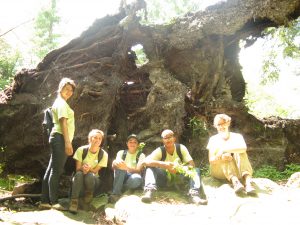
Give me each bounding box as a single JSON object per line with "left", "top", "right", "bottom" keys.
{"left": 128, "top": 174, "right": 142, "bottom": 189}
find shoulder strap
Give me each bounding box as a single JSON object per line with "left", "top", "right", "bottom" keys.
{"left": 82, "top": 146, "right": 104, "bottom": 163}
{"left": 160, "top": 146, "right": 166, "bottom": 161}
{"left": 136, "top": 151, "right": 142, "bottom": 163}
{"left": 82, "top": 146, "right": 89, "bottom": 161}
{"left": 122, "top": 150, "right": 128, "bottom": 160}
{"left": 98, "top": 149, "right": 104, "bottom": 162}
{"left": 160, "top": 144, "right": 183, "bottom": 162}
{"left": 175, "top": 143, "right": 183, "bottom": 162}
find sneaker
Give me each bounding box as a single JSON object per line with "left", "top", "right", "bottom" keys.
{"left": 69, "top": 199, "right": 78, "bottom": 214}
{"left": 245, "top": 182, "right": 256, "bottom": 194}
{"left": 109, "top": 194, "right": 120, "bottom": 204}
{"left": 38, "top": 203, "right": 52, "bottom": 210}
{"left": 141, "top": 189, "right": 153, "bottom": 203}
{"left": 190, "top": 195, "right": 208, "bottom": 205}
{"left": 52, "top": 203, "right": 67, "bottom": 211}
{"left": 233, "top": 180, "right": 245, "bottom": 194}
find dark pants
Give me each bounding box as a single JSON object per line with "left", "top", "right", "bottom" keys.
{"left": 70, "top": 171, "right": 101, "bottom": 199}
{"left": 41, "top": 133, "right": 67, "bottom": 204}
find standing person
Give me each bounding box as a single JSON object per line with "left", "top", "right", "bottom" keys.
{"left": 69, "top": 129, "right": 108, "bottom": 213}
{"left": 206, "top": 113, "right": 256, "bottom": 195}
{"left": 109, "top": 134, "right": 145, "bottom": 203}
{"left": 141, "top": 129, "right": 208, "bottom": 205}
{"left": 40, "top": 77, "right": 76, "bottom": 209}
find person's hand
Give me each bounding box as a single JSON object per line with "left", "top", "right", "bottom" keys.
{"left": 114, "top": 159, "right": 128, "bottom": 171}
{"left": 221, "top": 153, "right": 233, "bottom": 161}
{"left": 65, "top": 143, "right": 73, "bottom": 156}
{"left": 165, "top": 162, "right": 176, "bottom": 174}
{"left": 82, "top": 163, "right": 90, "bottom": 174}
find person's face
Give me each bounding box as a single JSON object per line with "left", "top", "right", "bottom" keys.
{"left": 215, "top": 119, "right": 230, "bottom": 133}
{"left": 127, "top": 138, "right": 139, "bottom": 151}
{"left": 162, "top": 133, "right": 176, "bottom": 148}
{"left": 89, "top": 133, "right": 103, "bottom": 148}
{"left": 60, "top": 84, "right": 74, "bottom": 101}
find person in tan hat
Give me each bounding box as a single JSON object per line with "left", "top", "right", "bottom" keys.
{"left": 207, "top": 114, "right": 255, "bottom": 195}
{"left": 109, "top": 134, "right": 146, "bottom": 203}
{"left": 141, "top": 129, "right": 208, "bottom": 205}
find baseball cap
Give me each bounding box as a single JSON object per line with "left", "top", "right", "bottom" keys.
{"left": 127, "top": 134, "right": 139, "bottom": 142}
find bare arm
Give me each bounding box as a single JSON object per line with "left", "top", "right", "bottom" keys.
{"left": 143, "top": 158, "right": 176, "bottom": 174}
{"left": 59, "top": 117, "right": 73, "bottom": 156}
{"left": 113, "top": 159, "right": 142, "bottom": 174}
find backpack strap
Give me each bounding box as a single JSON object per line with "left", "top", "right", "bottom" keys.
{"left": 160, "top": 144, "right": 183, "bottom": 162}
{"left": 82, "top": 146, "right": 89, "bottom": 161}
{"left": 82, "top": 146, "right": 104, "bottom": 163}
{"left": 136, "top": 151, "right": 142, "bottom": 163}
{"left": 122, "top": 150, "right": 127, "bottom": 160}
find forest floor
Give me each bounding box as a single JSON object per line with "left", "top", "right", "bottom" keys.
{"left": 0, "top": 177, "right": 300, "bottom": 225}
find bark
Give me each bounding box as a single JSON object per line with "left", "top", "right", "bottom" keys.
{"left": 0, "top": 0, "right": 299, "bottom": 191}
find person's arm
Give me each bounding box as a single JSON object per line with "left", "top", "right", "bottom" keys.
{"left": 75, "top": 160, "right": 89, "bottom": 174}
{"left": 90, "top": 165, "right": 102, "bottom": 174}
{"left": 59, "top": 117, "right": 73, "bottom": 156}
{"left": 143, "top": 157, "right": 176, "bottom": 173}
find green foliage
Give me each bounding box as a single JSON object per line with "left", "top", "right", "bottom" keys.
{"left": 188, "top": 117, "right": 208, "bottom": 137}
{"left": 131, "top": 44, "right": 149, "bottom": 67}
{"left": 138, "top": 0, "right": 201, "bottom": 25}
{"left": 200, "top": 164, "right": 210, "bottom": 177}
{"left": 253, "top": 163, "right": 300, "bottom": 181}
{"left": 0, "top": 174, "right": 36, "bottom": 191}
{"left": 137, "top": 142, "right": 146, "bottom": 153}
{"left": 31, "top": 0, "right": 61, "bottom": 63}
{"left": 261, "top": 18, "right": 300, "bottom": 85}
{"left": 0, "top": 39, "right": 22, "bottom": 91}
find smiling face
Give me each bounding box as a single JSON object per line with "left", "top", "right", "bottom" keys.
{"left": 89, "top": 132, "right": 103, "bottom": 151}
{"left": 127, "top": 138, "right": 139, "bottom": 153}
{"left": 60, "top": 83, "right": 74, "bottom": 101}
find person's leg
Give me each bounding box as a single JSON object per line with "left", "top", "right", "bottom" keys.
{"left": 83, "top": 172, "right": 97, "bottom": 203}
{"left": 188, "top": 168, "right": 208, "bottom": 205}
{"left": 142, "top": 168, "right": 167, "bottom": 203}
{"left": 124, "top": 173, "right": 143, "bottom": 190}
{"left": 69, "top": 171, "right": 84, "bottom": 213}
{"left": 48, "top": 133, "right": 67, "bottom": 204}
{"left": 41, "top": 154, "right": 52, "bottom": 204}
{"left": 112, "top": 169, "right": 127, "bottom": 195}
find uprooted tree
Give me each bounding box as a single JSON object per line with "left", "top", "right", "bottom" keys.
{"left": 0, "top": 0, "right": 300, "bottom": 193}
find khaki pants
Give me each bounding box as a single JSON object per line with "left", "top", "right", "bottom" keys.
{"left": 210, "top": 152, "right": 253, "bottom": 182}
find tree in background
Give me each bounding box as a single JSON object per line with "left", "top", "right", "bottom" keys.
{"left": 31, "top": 0, "right": 61, "bottom": 65}
{"left": 0, "top": 38, "right": 22, "bottom": 91}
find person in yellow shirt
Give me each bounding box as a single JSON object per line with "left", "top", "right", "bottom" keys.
{"left": 109, "top": 134, "right": 145, "bottom": 203}
{"left": 69, "top": 129, "right": 108, "bottom": 213}
{"left": 40, "top": 77, "right": 76, "bottom": 210}
{"left": 141, "top": 129, "right": 207, "bottom": 205}
{"left": 206, "top": 113, "right": 255, "bottom": 195}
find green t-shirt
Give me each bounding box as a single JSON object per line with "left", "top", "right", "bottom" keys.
{"left": 73, "top": 145, "right": 108, "bottom": 170}
{"left": 148, "top": 144, "right": 193, "bottom": 164}
{"left": 116, "top": 150, "right": 145, "bottom": 169}
{"left": 51, "top": 96, "right": 75, "bottom": 141}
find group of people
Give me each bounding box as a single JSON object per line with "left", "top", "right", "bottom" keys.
{"left": 40, "top": 77, "right": 256, "bottom": 213}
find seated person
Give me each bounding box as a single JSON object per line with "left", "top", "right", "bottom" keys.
{"left": 206, "top": 114, "right": 255, "bottom": 194}
{"left": 110, "top": 134, "right": 145, "bottom": 202}
{"left": 69, "top": 129, "right": 108, "bottom": 213}
{"left": 141, "top": 129, "right": 208, "bottom": 205}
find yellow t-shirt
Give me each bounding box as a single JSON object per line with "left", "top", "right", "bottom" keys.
{"left": 116, "top": 150, "right": 146, "bottom": 168}
{"left": 148, "top": 144, "right": 193, "bottom": 164}
{"left": 73, "top": 145, "right": 108, "bottom": 170}
{"left": 51, "top": 96, "right": 75, "bottom": 141}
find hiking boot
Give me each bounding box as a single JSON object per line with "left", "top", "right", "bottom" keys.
{"left": 109, "top": 194, "right": 120, "bottom": 204}
{"left": 190, "top": 195, "right": 208, "bottom": 205}
{"left": 52, "top": 203, "right": 67, "bottom": 211}
{"left": 69, "top": 199, "right": 78, "bottom": 214}
{"left": 233, "top": 180, "right": 245, "bottom": 194}
{"left": 84, "top": 191, "right": 93, "bottom": 204}
{"left": 141, "top": 189, "right": 153, "bottom": 203}
{"left": 38, "top": 202, "right": 52, "bottom": 210}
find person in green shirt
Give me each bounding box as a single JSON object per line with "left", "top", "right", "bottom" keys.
{"left": 40, "top": 77, "right": 76, "bottom": 210}
{"left": 109, "top": 134, "right": 145, "bottom": 203}
{"left": 69, "top": 129, "right": 108, "bottom": 213}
